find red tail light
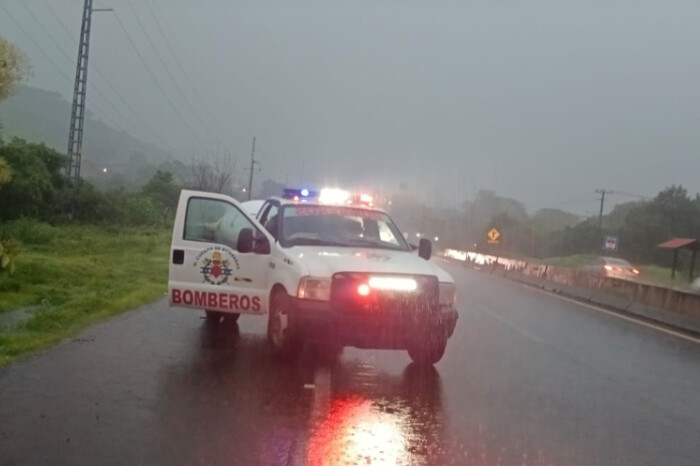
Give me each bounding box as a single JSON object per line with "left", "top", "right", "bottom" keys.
{"left": 632, "top": 268, "right": 640, "bottom": 274}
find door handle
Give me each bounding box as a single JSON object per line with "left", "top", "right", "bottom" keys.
{"left": 172, "top": 249, "right": 184, "bottom": 265}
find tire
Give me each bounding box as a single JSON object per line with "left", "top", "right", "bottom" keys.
{"left": 407, "top": 331, "right": 447, "bottom": 366}
{"left": 205, "top": 310, "right": 239, "bottom": 324}
{"left": 267, "top": 288, "right": 303, "bottom": 360}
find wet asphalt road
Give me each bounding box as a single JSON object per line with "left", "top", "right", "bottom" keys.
{"left": 2, "top": 262, "right": 700, "bottom": 466}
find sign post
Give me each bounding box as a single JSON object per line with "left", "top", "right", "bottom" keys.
{"left": 603, "top": 236, "right": 618, "bottom": 252}
{"left": 487, "top": 228, "right": 501, "bottom": 265}
{"left": 487, "top": 228, "right": 501, "bottom": 245}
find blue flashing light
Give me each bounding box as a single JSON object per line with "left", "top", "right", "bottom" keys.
{"left": 283, "top": 188, "right": 318, "bottom": 200}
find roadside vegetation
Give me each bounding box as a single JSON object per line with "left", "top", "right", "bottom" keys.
{"left": 0, "top": 38, "right": 253, "bottom": 366}
{"left": 0, "top": 221, "right": 169, "bottom": 367}
{"left": 0, "top": 41, "right": 180, "bottom": 365}
{"left": 0, "top": 136, "right": 178, "bottom": 367}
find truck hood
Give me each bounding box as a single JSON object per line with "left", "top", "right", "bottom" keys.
{"left": 287, "top": 246, "right": 454, "bottom": 283}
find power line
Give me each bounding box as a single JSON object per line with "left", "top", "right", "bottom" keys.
{"left": 142, "top": 0, "right": 232, "bottom": 144}
{"left": 151, "top": 3, "right": 239, "bottom": 150}
{"left": 17, "top": 0, "right": 163, "bottom": 151}
{"left": 125, "top": 0, "right": 217, "bottom": 145}
{"left": 112, "top": 10, "right": 210, "bottom": 153}
{"left": 0, "top": 2, "right": 127, "bottom": 135}
{"left": 39, "top": 0, "right": 174, "bottom": 153}
{"left": 7, "top": 1, "right": 129, "bottom": 136}
{"left": 1, "top": 3, "right": 74, "bottom": 84}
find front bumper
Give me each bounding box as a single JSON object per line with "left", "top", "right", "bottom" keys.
{"left": 289, "top": 298, "right": 458, "bottom": 350}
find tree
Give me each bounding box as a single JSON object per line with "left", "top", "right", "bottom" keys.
{"left": 0, "top": 155, "right": 11, "bottom": 189}
{"left": 0, "top": 138, "right": 66, "bottom": 221}
{"left": 619, "top": 185, "right": 700, "bottom": 265}
{"left": 141, "top": 170, "right": 180, "bottom": 211}
{"left": 0, "top": 37, "right": 32, "bottom": 102}
{"left": 188, "top": 155, "right": 238, "bottom": 194}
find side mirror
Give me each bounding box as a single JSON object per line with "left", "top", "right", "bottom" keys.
{"left": 418, "top": 238, "right": 432, "bottom": 260}
{"left": 237, "top": 228, "right": 254, "bottom": 253}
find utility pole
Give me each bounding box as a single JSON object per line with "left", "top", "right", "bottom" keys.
{"left": 595, "top": 189, "right": 608, "bottom": 231}
{"left": 66, "top": 0, "right": 112, "bottom": 184}
{"left": 246, "top": 137, "right": 258, "bottom": 200}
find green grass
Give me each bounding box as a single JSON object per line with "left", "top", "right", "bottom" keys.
{"left": 0, "top": 222, "right": 170, "bottom": 367}
{"left": 637, "top": 264, "right": 695, "bottom": 291}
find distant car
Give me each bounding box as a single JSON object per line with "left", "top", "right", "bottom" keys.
{"left": 583, "top": 257, "right": 640, "bottom": 280}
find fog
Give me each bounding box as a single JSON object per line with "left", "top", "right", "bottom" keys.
{"left": 2, "top": 0, "right": 699, "bottom": 212}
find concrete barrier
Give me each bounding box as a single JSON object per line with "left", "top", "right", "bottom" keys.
{"left": 443, "top": 249, "right": 700, "bottom": 335}
{"left": 533, "top": 264, "right": 700, "bottom": 334}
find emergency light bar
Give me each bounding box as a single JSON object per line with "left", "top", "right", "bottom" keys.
{"left": 282, "top": 187, "right": 378, "bottom": 207}
{"left": 283, "top": 188, "right": 318, "bottom": 200}
{"left": 319, "top": 188, "right": 351, "bottom": 205}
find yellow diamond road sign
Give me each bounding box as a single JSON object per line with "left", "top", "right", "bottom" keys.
{"left": 487, "top": 228, "right": 501, "bottom": 244}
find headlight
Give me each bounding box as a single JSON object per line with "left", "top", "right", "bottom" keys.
{"left": 297, "top": 277, "right": 332, "bottom": 301}
{"left": 439, "top": 283, "right": 456, "bottom": 306}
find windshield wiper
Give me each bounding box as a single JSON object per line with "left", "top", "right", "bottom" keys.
{"left": 343, "top": 239, "right": 404, "bottom": 251}
{"left": 286, "top": 237, "right": 349, "bottom": 247}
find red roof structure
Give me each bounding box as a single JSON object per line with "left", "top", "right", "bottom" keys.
{"left": 656, "top": 238, "right": 699, "bottom": 280}
{"left": 657, "top": 238, "right": 700, "bottom": 250}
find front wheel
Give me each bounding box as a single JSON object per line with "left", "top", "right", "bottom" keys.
{"left": 267, "top": 289, "right": 303, "bottom": 360}
{"left": 407, "top": 332, "right": 447, "bottom": 365}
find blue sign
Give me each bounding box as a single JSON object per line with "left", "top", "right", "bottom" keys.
{"left": 603, "top": 236, "right": 618, "bottom": 251}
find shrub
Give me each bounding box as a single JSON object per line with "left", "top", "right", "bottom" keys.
{"left": 0, "top": 234, "right": 21, "bottom": 276}
{"left": 1, "top": 218, "right": 57, "bottom": 245}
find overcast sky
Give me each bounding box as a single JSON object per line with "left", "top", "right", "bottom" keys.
{"left": 2, "top": 0, "right": 699, "bottom": 213}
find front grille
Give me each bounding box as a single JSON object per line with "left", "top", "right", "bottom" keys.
{"left": 330, "top": 272, "right": 439, "bottom": 317}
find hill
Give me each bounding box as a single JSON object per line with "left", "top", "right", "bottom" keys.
{"left": 0, "top": 85, "right": 171, "bottom": 182}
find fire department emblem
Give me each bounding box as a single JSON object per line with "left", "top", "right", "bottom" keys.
{"left": 194, "top": 247, "right": 239, "bottom": 285}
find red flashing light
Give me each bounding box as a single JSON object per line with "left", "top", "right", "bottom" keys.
{"left": 357, "top": 284, "right": 371, "bottom": 296}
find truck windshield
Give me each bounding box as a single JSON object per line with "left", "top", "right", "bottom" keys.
{"left": 278, "top": 205, "right": 411, "bottom": 251}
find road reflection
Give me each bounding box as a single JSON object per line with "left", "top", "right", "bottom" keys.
{"left": 155, "top": 321, "right": 449, "bottom": 465}
{"left": 308, "top": 361, "right": 447, "bottom": 465}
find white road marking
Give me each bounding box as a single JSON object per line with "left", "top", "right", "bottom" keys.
{"left": 520, "top": 282, "right": 700, "bottom": 345}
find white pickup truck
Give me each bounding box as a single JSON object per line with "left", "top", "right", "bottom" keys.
{"left": 168, "top": 189, "right": 458, "bottom": 364}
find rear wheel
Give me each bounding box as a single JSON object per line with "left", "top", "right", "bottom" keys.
{"left": 205, "top": 310, "right": 239, "bottom": 324}
{"left": 267, "top": 288, "right": 303, "bottom": 360}
{"left": 407, "top": 331, "right": 447, "bottom": 365}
